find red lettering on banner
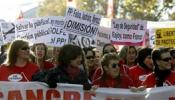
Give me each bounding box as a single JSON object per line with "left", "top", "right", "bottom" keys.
{"left": 64, "top": 91, "right": 80, "bottom": 100}
{"left": 106, "top": 97, "right": 121, "bottom": 100}
{"left": 8, "top": 90, "right": 22, "bottom": 100}
{"left": 169, "top": 97, "right": 175, "bottom": 100}
{"left": 46, "top": 89, "right": 60, "bottom": 100}
{"left": 26, "top": 89, "right": 43, "bottom": 100}
{"left": 84, "top": 91, "right": 96, "bottom": 100}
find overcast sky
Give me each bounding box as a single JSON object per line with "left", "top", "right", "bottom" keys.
{"left": 0, "top": 0, "right": 43, "bottom": 22}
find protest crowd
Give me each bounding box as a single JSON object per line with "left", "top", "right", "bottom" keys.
{"left": 0, "top": 7, "right": 175, "bottom": 100}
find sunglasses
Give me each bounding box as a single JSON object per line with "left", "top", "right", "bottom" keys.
{"left": 161, "top": 57, "right": 171, "bottom": 62}
{"left": 21, "top": 46, "right": 30, "bottom": 50}
{"left": 111, "top": 63, "right": 119, "bottom": 68}
{"left": 86, "top": 56, "right": 95, "bottom": 59}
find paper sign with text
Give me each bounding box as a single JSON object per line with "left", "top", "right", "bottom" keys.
{"left": 0, "top": 82, "right": 175, "bottom": 100}
{"left": 111, "top": 19, "right": 147, "bottom": 46}
{"left": 96, "top": 26, "right": 110, "bottom": 51}
{"left": 64, "top": 7, "right": 101, "bottom": 38}
{"left": 0, "top": 22, "right": 15, "bottom": 44}
{"left": 46, "top": 16, "right": 69, "bottom": 47}
{"left": 155, "top": 28, "right": 175, "bottom": 47}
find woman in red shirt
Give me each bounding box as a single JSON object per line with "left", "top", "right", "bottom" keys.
{"left": 31, "top": 43, "right": 54, "bottom": 71}
{"left": 119, "top": 46, "right": 137, "bottom": 68}
{"left": 142, "top": 48, "right": 175, "bottom": 88}
{"left": 129, "top": 48, "right": 153, "bottom": 87}
{"left": 0, "top": 40, "right": 39, "bottom": 82}
{"left": 92, "top": 44, "right": 129, "bottom": 83}
{"left": 83, "top": 47, "right": 99, "bottom": 81}
{"left": 93, "top": 53, "right": 133, "bottom": 88}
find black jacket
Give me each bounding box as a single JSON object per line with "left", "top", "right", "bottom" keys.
{"left": 32, "top": 66, "right": 90, "bottom": 88}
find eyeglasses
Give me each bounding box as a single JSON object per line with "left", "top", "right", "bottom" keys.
{"left": 111, "top": 63, "right": 119, "bottom": 68}
{"left": 104, "top": 50, "right": 116, "bottom": 54}
{"left": 86, "top": 56, "right": 95, "bottom": 59}
{"left": 21, "top": 46, "right": 30, "bottom": 50}
{"left": 161, "top": 57, "right": 171, "bottom": 62}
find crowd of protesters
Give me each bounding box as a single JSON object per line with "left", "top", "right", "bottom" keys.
{"left": 0, "top": 39, "right": 175, "bottom": 91}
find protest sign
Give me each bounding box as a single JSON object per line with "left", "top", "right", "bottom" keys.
{"left": 46, "top": 16, "right": 69, "bottom": 47}
{"left": 0, "top": 22, "right": 15, "bottom": 44}
{"left": 15, "top": 16, "right": 69, "bottom": 45}
{"left": 155, "top": 28, "right": 175, "bottom": 47}
{"left": 0, "top": 82, "right": 175, "bottom": 100}
{"left": 68, "top": 33, "right": 95, "bottom": 48}
{"left": 96, "top": 26, "right": 110, "bottom": 51}
{"left": 0, "top": 34, "right": 3, "bottom": 46}
{"left": 64, "top": 7, "right": 101, "bottom": 37}
{"left": 15, "top": 17, "right": 52, "bottom": 43}
{"left": 111, "top": 19, "right": 147, "bottom": 46}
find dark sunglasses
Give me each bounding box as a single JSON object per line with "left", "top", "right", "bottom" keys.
{"left": 21, "top": 47, "right": 30, "bottom": 50}
{"left": 86, "top": 56, "right": 95, "bottom": 59}
{"left": 112, "top": 63, "right": 119, "bottom": 68}
{"left": 161, "top": 57, "right": 171, "bottom": 62}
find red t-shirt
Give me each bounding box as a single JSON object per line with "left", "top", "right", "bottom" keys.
{"left": 93, "top": 74, "right": 133, "bottom": 88}
{"left": 129, "top": 65, "right": 152, "bottom": 87}
{"left": 0, "top": 62, "right": 39, "bottom": 82}
{"left": 142, "top": 71, "right": 175, "bottom": 88}
{"left": 42, "top": 61, "right": 54, "bottom": 70}
{"left": 92, "top": 67, "right": 103, "bottom": 83}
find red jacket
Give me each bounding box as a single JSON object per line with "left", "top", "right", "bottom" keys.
{"left": 93, "top": 74, "right": 133, "bottom": 88}
{"left": 42, "top": 61, "right": 54, "bottom": 70}
{"left": 0, "top": 62, "right": 39, "bottom": 82}
{"left": 129, "top": 65, "right": 152, "bottom": 87}
{"left": 142, "top": 71, "right": 175, "bottom": 88}
{"left": 88, "top": 65, "right": 99, "bottom": 81}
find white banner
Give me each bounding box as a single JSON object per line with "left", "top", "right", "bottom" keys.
{"left": 15, "top": 16, "right": 69, "bottom": 46}
{"left": 0, "top": 34, "right": 3, "bottom": 46}
{"left": 111, "top": 19, "right": 147, "bottom": 46}
{"left": 148, "top": 29, "right": 155, "bottom": 48}
{"left": 15, "top": 18, "right": 35, "bottom": 42}
{"left": 64, "top": 7, "right": 101, "bottom": 38}
{"left": 46, "top": 16, "right": 68, "bottom": 47}
{"left": 0, "top": 82, "right": 175, "bottom": 100}
{"left": 96, "top": 26, "right": 110, "bottom": 51}
{"left": 0, "top": 22, "right": 15, "bottom": 44}
{"left": 68, "top": 33, "right": 96, "bottom": 48}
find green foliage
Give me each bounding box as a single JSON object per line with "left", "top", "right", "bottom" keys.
{"left": 169, "top": 12, "right": 175, "bottom": 20}
{"left": 37, "top": 0, "right": 174, "bottom": 21}
{"left": 118, "top": 0, "right": 174, "bottom": 21}
{"left": 76, "top": 0, "right": 107, "bottom": 17}
{"left": 37, "top": 0, "right": 66, "bottom": 17}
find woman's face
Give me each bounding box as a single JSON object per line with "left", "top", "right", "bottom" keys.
{"left": 144, "top": 55, "right": 153, "bottom": 69}
{"left": 17, "top": 45, "right": 30, "bottom": 59}
{"left": 105, "top": 59, "right": 120, "bottom": 78}
{"left": 70, "top": 55, "right": 82, "bottom": 67}
{"left": 94, "top": 51, "right": 101, "bottom": 65}
{"left": 158, "top": 52, "right": 172, "bottom": 70}
{"left": 86, "top": 51, "right": 95, "bottom": 67}
{"left": 126, "top": 47, "right": 137, "bottom": 64}
{"left": 34, "top": 44, "right": 45, "bottom": 59}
